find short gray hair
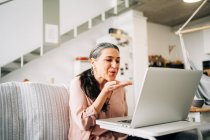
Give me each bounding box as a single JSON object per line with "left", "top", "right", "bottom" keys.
{"left": 89, "top": 42, "right": 119, "bottom": 59}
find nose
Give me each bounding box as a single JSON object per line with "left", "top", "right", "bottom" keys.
{"left": 111, "top": 61, "right": 119, "bottom": 68}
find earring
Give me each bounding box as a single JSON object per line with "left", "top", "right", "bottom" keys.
{"left": 91, "top": 67, "right": 94, "bottom": 76}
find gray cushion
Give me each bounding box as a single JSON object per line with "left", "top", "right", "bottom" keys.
{"left": 0, "top": 82, "right": 21, "bottom": 140}
{"left": 0, "top": 82, "right": 70, "bottom": 140}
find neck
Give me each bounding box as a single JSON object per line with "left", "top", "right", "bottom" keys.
{"left": 94, "top": 75, "right": 107, "bottom": 90}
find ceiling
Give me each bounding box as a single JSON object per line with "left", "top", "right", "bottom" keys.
{"left": 131, "top": 0, "right": 210, "bottom": 27}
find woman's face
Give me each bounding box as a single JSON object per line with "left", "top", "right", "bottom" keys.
{"left": 92, "top": 48, "right": 120, "bottom": 82}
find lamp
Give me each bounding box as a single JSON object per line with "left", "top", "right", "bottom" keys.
{"left": 183, "top": 0, "right": 202, "bottom": 3}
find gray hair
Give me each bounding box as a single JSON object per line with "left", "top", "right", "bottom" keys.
{"left": 89, "top": 42, "right": 119, "bottom": 59}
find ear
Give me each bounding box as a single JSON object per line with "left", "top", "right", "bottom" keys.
{"left": 90, "top": 58, "right": 95, "bottom": 67}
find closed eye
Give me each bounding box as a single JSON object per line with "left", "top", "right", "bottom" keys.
{"left": 105, "top": 59, "right": 112, "bottom": 62}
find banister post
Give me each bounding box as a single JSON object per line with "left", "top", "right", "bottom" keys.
{"left": 88, "top": 19, "right": 92, "bottom": 29}
{"left": 74, "top": 27, "right": 77, "bottom": 38}
{"left": 125, "top": 0, "right": 129, "bottom": 8}
{"left": 101, "top": 12, "right": 105, "bottom": 21}
{"left": 21, "top": 55, "right": 24, "bottom": 68}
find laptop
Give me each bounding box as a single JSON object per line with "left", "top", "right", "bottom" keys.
{"left": 96, "top": 68, "right": 202, "bottom": 128}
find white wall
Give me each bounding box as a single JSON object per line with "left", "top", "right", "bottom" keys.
{"left": 173, "top": 18, "right": 210, "bottom": 70}
{"left": 147, "top": 22, "right": 183, "bottom": 62}
{"left": 147, "top": 19, "right": 210, "bottom": 70}
{"left": 0, "top": 0, "right": 43, "bottom": 66}
{"left": 203, "top": 29, "right": 210, "bottom": 55}
{"left": 59, "top": 0, "right": 116, "bottom": 35}
{"left": 182, "top": 30, "right": 210, "bottom": 70}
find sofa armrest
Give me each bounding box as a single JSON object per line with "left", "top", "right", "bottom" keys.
{"left": 0, "top": 82, "right": 70, "bottom": 140}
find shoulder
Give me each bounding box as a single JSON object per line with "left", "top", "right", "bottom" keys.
{"left": 70, "top": 76, "right": 81, "bottom": 84}
{"left": 70, "top": 76, "right": 83, "bottom": 86}
{"left": 69, "top": 76, "right": 86, "bottom": 97}
{"left": 70, "top": 76, "right": 82, "bottom": 90}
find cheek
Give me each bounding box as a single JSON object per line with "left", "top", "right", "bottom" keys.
{"left": 102, "top": 65, "right": 110, "bottom": 73}
{"left": 97, "top": 63, "right": 109, "bottom": 75}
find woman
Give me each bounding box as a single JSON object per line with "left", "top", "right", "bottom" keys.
{"left": 68, "top": 42, "right": 132, "bottom": 140}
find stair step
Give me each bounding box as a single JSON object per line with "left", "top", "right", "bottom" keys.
{"left": 24, "top": 53, "right": 40, "bottom": 62}
{"left": 1, "top": 71, "right": 10, "bottom": 77}
{"left": 60, "top": 30, "right": 74, "bottom": 44}
{"left": 1, "top": 62, "right": 20, "bottom": 76}
{"left": 31, "top": 48, "right": 41, "bottom": 55}
{"left": 92, "top": 15, "right": 103, "bottom": 26}
{"left": 14, "top": 58, "right": 28, "bottom": 65}
{"left": 43, "top": 45, "right": 58, "bottom": 54}
{"left": 78, "top": 22, "right": 89, "bottom": 35}
{"left": 0, "top": 52, "right": 40, "bottom": 77}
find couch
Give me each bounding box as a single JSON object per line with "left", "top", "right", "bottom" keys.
{"left": 0, "top": 82, "right": 210, "bottom": 140}
{"left": 0, "top": 82, "right": 70, "bottom": 140}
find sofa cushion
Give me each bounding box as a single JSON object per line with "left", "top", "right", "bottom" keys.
{"left": 0, "top": 82, "right": 21, "bottom": 140}
{"left": 0, "top": 82, "right": 70, "bottom": 140}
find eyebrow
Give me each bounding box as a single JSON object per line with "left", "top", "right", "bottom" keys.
{"left": 105, "top": 56, "right": 120, "bottom": 59}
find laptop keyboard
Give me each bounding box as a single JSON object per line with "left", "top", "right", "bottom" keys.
{"left": 118, "top": 120, "right": 132, "bottom": 124}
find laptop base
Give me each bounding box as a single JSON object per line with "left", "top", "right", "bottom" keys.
{"left": 96, "top": 120, "right": 202, "bottom": 140}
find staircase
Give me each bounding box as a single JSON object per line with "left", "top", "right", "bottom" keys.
{"left": 0, "top": 0, "right": 139, "bottom": 78}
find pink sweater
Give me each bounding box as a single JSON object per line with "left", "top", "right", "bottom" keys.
{"left": 68, "top": 77, "right": 128, "bottom": 140}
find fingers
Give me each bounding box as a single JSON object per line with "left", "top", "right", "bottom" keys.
{"left": 107, "top": 81, "right": 132, "bottom": 91}
{"left": 119, "top": 81, "right": 133, "bottom": 87}
{"left": 106, "top": 81, "right": 117, "bottom": 86}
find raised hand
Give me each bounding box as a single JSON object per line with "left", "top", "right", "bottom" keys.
{"left": 103, "top": 80, "right": 132, "bottom": 93}
{"left": 93, "top": 80, "right": 132, "bottom": 113}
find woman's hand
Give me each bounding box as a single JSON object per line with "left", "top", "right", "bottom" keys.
{"left": 103, "top": 80, "right": 133, "bottom": 94}
{"left": 93, "top": 80, "right": 132, "bottom": 113}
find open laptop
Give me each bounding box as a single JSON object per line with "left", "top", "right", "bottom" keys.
{"left": 96, "top": 68, "right": 202, "bottom": 128}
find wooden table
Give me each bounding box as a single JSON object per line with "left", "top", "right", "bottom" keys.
{"left": 188, "top": 106, "right": 210, "bottom": 122}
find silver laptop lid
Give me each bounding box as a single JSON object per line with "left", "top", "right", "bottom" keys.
{"left": 131, "top": 68, "right": 202, "bottom": 128}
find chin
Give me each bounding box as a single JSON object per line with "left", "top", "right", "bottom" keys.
{"left": 107, "top": 76, "right": 116, "bottom": 81}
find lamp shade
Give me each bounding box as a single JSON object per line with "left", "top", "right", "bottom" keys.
{"left": 183, "top": 0, "right": 202, "bottom": 3}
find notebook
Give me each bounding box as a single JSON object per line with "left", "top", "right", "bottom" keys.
{"left": 96, "top": 68, "right": 202, "bottom": 128}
